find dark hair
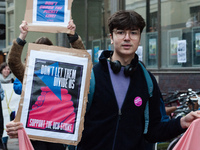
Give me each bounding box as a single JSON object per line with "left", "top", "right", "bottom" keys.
{"left": 35, "top": 37, "right": 53, "bottom": 45}
{"left": 108, "top": 10, "right": 146, "bottom": 35}
{"left": 0, "top": 62, "right": 9, "bottom": 73}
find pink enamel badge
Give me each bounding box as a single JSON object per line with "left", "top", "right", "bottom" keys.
{"left": 134, "top": 96, "right": 142, "bottom": 107}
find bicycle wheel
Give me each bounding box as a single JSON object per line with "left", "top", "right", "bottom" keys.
{"left": 153, "top": 143, "right": 157, "bottom": 150}
{"left": 167, "top": 136, "right": 181, "bottom": 150}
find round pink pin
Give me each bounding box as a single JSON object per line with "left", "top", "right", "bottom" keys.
{"left": 134, "top": 96, "right": 142, "bottom": 107}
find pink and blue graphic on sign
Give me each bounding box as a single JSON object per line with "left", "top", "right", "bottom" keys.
{"left": 134, "top": 96, "right": 142, "bottom": 107}
{"left": 27, "top": 59, "right": 83, "bottom": 134}
{"left": 37, "top": 0, "right": 65, "bottom": 22}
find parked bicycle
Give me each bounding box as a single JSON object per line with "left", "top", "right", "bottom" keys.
{"left": 166, "top": 88, "right": 200, "bottom": 150}
{"left": 155, "top": 88, "right": 200, "bottom": 150}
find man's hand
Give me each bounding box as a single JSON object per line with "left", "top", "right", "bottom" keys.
{"left": 6, "top": 121, "right": 23, "bottom": 138}
{"left": 19, "top": 20, "right": 28, "bottom": 41}
{"left": 67, "top": 19, "right": 76, "bottom": 32}
{"left": 180, "top": 110, "right": 200, "bottom": 128}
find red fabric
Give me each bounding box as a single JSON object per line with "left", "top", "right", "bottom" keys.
{"left": 18, "top": 128, "right": 34, "bottom": 150}
{"left": 173, "top": 118, "right": 200, "bottom": 150}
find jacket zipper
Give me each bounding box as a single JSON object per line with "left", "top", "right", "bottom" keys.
{"left": 112, "top": 109, "right": 122, "bottom": 150}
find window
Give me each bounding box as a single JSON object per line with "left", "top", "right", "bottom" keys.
{"left": 7, "top": 0, "right": 14, "bottom": 7}
{"left": 7, "top": 10, "right": 14, "bottom": 45}
{"left": 125, "top": 0, "right": 200, "bottom": 69}
{"left": 190, "top": 6, "right": 200, "bottom": 65}
{"left": 189, "top": 5, "right": 200, "bottom": 27}
{"left": 149, "top": 12, "right": 157, "bottom": 32}
{"left": 167, "top": 29, "right": 182, "bottom": 67}
{"left": 193, "top": 27, "right": 200, "bottom": 65}
{"left": 146, "top": 32, "right": 157, "bottom": 67}
{"left": 73, "top": 0, "right": 111, "bottom": 64}
{"left": 6, "top": 0, "right": 14, "bottom": 46}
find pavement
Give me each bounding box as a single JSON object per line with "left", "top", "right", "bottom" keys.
{"left": 6, "top": 138, "right": 69, "bottom": 150}
{"left": 7, "top": 138, "right": 19, "bottom": 150}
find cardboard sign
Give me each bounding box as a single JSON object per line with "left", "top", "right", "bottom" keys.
{"left": 24, "top": 0, "right": 74, "bottom": 34}
{"left": 15, "top": 43, "right": 92, "bottom": 145}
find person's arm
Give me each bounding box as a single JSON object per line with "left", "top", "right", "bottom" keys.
{"left": 165, "top": 106, "right": 177, "bottom": 116}
{"left": 8, "top": 21, "right": 28, "bottom": 83}
{"left": 70, "top": 35, "right": 85, "bottom": 50}
{"left": 67, "top": 20, "right": 85, "bottom": 50}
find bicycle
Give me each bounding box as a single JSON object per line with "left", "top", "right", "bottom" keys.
{"left": 166, "top": 88, "right": 200, "bottom": 150}
{"left": 155, "top": 88, "right": 200, "bottom": 150}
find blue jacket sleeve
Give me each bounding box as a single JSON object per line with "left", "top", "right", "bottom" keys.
{"left": 0, "top": 82, "right": 4, "bottom": 101}
{"left": 13, "top": 78, "right": 22, "bottom": 95}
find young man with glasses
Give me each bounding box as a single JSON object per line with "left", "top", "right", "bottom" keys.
{"left": 77, "top": 10, "right": 200, "bottom": 150}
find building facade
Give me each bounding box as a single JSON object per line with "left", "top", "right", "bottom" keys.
{"left": 3, "top": 0, "right": 57, "bottom": 60}
{"left": 0, "top": 0, "right": 5, "bottom": 63}
{"left": 4, "top": 0, "right": 200, "bottom": 95}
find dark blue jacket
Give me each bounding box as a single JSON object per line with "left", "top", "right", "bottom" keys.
{"left": 78, "top": 50, "right": 184, "bottom": 150}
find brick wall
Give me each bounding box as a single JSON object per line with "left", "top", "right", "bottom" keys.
{"left": 153, "top": 73, "right": 200, "bottom": 96}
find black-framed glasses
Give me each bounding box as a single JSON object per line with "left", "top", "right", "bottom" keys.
{"left": 113, "top": 29, "right": 140, "bottom": 40}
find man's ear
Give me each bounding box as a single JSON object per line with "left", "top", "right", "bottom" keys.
{"left": 110, "top": 34, "right": 113, "bottom": 44}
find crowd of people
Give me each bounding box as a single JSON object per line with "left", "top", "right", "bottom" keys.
{"left": 0, "top": 10, "right": 200, "bottom": 150}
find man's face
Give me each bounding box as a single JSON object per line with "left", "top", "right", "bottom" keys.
{"left": 110, "top": 28, "right": 141, "bottom": 57}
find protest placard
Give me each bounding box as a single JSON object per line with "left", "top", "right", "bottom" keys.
{"left": 24, "top": 0, "right": 74, "bottom": 34}
{"left": 15, "top": 43, "right": 92, "bottom": 145}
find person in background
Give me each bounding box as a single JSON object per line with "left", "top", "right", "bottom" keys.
{"left": 9, "top": 78, "right": 22, "bottom": 122}
{"left": 6, "top": 19, "right": 85, "bottom": 150}
{"left": 8, "top": 20, "right": 84, "bottom": 83}
{"left": 0, "top": 62, "right": 14, "bottom": 150}
{"left": 0, "top": 62, "right": 14, "bottom": 84}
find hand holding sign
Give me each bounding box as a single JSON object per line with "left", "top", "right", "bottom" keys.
{"left": 24, "top": 0, "right": 74, "bottom": 33}
{"left": 67, "top": 20, "right": 76, "bottom": 32}
{"left": 18, "top": 19, "right": 76, "bottom": 42}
